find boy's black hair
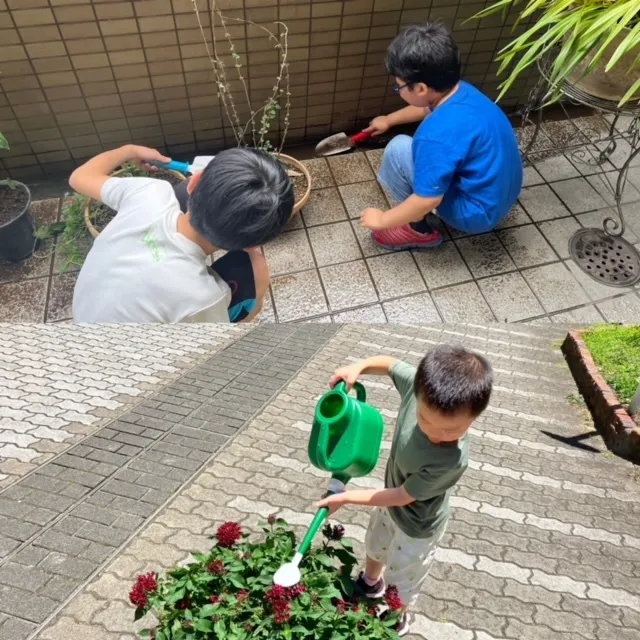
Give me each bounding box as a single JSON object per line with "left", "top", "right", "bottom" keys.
{"left": 188, "top": 147, "right": 294, "bottom": 251}
{"left": 414, "top": 345, "right": 492, "bottom": 417}
{"left": 385, "top": 22, "right": 461, "bottom": 93}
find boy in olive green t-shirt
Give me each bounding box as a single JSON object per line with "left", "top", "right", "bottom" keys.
{"left": 318, "top": 344, "right": 493, "bottom": 636}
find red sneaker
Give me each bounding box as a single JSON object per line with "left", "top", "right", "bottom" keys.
{"left": 372, "top": 224, "right": 443, "bottom": 250}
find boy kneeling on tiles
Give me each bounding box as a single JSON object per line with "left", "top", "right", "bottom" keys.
{"left": 70, "top": 145, "right": 293, "bottom": 324}
{"left": 317, "top": 344, "right": 493, "bottom": 636}
{"left": 359, "top": 22, "right": 522, "bottom": 250}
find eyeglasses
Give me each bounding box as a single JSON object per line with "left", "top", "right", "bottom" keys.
{"left": 392, "top": 82, "right": 410, "bottom": 95}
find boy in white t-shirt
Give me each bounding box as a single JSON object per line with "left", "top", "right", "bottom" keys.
{"left": 70, "top": 144, "right": 294, "bottom": 323}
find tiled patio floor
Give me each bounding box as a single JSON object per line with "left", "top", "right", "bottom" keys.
{"left": 1, "top": 118, "right": 640, "bottom": 324}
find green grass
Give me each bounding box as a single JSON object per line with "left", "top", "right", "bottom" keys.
{"left": 582, "top": 325, "right": 640, "bottom": 406}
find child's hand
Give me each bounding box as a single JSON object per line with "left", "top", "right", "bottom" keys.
{"left": 317, "top": 493, "right": 348, "bottom": 515}
{"left": 364, "top": 116, "right": 391, "bottom": 137}
{"left": 330, "top": 363, "right": 363, "bottom": 390}
{"left": 360, "top": 208, "right": 385, "bottom": 231}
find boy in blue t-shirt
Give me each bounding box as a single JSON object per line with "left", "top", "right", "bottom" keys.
{"left": 360, "top": 22, "right": 523, "bottom": 250}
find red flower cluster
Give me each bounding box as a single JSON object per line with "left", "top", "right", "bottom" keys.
{"left": 288, "top": 583, "right": 306, "bottom": 599}
{"left": 176, "top": 596, "right": 192, "bottom": 610}
{"left": 322, "top": 523, "right": 345, "bottom": 541}
{"left": 207, "top": 560, "right": 226, "bottom": 575}
{"left": 129, "top": 572, "right": 158, "bottom": 608}
{"left": 237, "top": 590, "right": 249, "bottom": 602}
{"left": 216, "top": 522, "right": 243, "bottom": 547}
{"left": 336, "top": 599, "right": 348, "bottom": 614}
{"left": 384, "top": 585, "right": 403, "bottom": 611}
{"left": 210, "top": 595, "right": 220, "bottom": 604}
{"left": 265, "top": 585, "right": 294, "bottom": 624}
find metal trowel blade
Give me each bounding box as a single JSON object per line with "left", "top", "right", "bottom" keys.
{"left": 315, "top": 132, "right": 353, "bottom": 157}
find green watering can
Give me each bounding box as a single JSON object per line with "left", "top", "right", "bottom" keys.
{"left": 274, "top": 382, "right": 385, "bottom": 587}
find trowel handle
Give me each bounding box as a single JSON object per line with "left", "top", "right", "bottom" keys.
{"left": 298, "top": 506, "right": 330, "bottom": 557}
{"left": 151, "top": 159, "right": 191, "bottom": 174}
{"left": 350, "top": 130, "right": 373, "bottom": 144}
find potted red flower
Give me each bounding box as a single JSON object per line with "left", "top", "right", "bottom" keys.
{"left": 130, "top": 518, "right": 402, "bottom": 639}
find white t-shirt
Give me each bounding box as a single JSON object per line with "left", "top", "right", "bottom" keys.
{"left": 72, "top": 177, "right": 231, "bottom": 323}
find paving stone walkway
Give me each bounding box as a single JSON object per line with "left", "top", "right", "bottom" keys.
{"left": 0, "top": 323, "right": 637, "bottom": 640}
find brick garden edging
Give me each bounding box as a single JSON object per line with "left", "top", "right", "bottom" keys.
{"left": 562, "top": 330, "right": 640, "bottom": 462}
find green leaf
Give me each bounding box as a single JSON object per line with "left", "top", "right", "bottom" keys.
{"left": 619, "top": 75, "right": 640, "bottom": 106}
{"left": 194, "top": 618, "right": 214, "bottom": 632}
{"left": 168, "top": 587, "right": 186, "bottom": 604}
{"left": 0, "top": 132, "right": 8, "bottom": 151}
{"left": 134, "top": 607, "right": 146, "bottom": 621}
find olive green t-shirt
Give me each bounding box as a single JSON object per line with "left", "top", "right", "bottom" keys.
{"left": 385, "top": 361, "right": 469, "bottom": 539}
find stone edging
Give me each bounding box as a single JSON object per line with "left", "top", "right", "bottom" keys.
{"left": 561, "top": 329, "right": 640, "bottom": 461}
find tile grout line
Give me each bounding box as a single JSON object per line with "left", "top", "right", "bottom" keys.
{"left": 22, "top": 324, "right": 341, "bottom": 638}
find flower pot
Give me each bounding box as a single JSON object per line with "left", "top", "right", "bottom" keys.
{"left": 0, "top": 180, "right": 35, "bottom": 262}
{"left": 566, "top": 31, "right": 640, "bottom": 104}
{"left": 84, "top": 167, "right": 186, "bottom": 239}
{"left": 278, "top": 153, "right": 311, "bottom": 214}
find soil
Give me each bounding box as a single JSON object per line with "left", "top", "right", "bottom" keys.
{"left": 0, "top": 182, "right": 29, "bottom": 227}
{"left": 90, "top": 169, "right": 184, "bottom": 234}
{"left": 279, "top": 159, "right": 307, "bottom": 204}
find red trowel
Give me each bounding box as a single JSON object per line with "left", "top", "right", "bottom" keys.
{"left": 314, "top": 129, "right": 373, "bottom": 157}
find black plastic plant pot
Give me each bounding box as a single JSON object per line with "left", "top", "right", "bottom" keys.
{"left": 0, "top": 180, "right": 35, "bottom": 262}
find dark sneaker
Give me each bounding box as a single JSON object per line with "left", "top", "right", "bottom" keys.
{"left": 355, "top": 571, "right": 386, "bottom": 599}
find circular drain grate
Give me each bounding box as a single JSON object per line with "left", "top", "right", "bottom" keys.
{"left": 569, "top": 228, "right": 640, "bottom": 287}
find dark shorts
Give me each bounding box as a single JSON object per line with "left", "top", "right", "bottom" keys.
{"left": 173, "top": 181, "right": 256, "bottom": 323}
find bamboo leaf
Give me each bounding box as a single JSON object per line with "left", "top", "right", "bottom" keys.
{"left": 619, "top": 75, "right": 640, "bottom": 107}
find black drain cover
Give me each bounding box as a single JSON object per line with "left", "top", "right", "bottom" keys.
{"left": 569, "top": 228, "right": 640, "bottom": 287}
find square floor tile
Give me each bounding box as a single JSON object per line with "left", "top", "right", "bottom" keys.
{"left": 576, "top": 208, "right": 638, "bottom": 243}
{"left": 0, "top": 277, "right": 48, "bottom": 322}
{"left": 257, "top": 290, "right": 275, "bottom": 323}
{"left": 262, "top": 229, "right": 314, "bottom": 276}
{"left": 383, "top": 293, "right": 442, "bottom": 324}
{"left": 519, "top": 185, "right": 571, "bottom": 221}
{"left": 498, "top": 224, "right": 557, "bottom": 268}
{"left": 301, "top": 158, "right": 335, "bottom": 189}
{"left": 597, "top": 138, "right": 640, "bottom": 170}
{"left": 550, "top": 305, "right": 604, "bottom": 324}
{"left": 564, "top": 259, "right": 631, "bottom": 302}
{"left": 537, "top": 217, "right": 581, "bottom": 259}
{"left": 596, "top": 292, "right": 640, "bottom": 323}
{"left": 477, "top": 272, "right": 544, "bottom": 322}
{"left": 366, "top": 149, "right": 384, "bottom": 174}
{"left": 523, "top": 165, "right": 544, "bottom": 187}
{"left": 534, "top": 155, "right": 580, "bottom": 182}
{"left": 412, "top": 242, "right": 471, "bottom": 290}
{"left": 332, "top": 304, "right": 387, "bottom": 323}
{"left": 338, "top": 181, "right": 389, "bottom": 219}
{"left": 586, "top": 172, "right": 640, "bottom": 206}
{"left": 366, "top": 252, "right": 426, "bottom": 300}
{"left": 496, "top": 203, "right": 532, "bottom": 230}
{"left": 431, "top": 282, "right": 496, "bottom": 322}
{"left": 567, "top": 154, "right": 615, "bottom": 177}
{"left": 522, "top": 263, "right": 589, "bottom": 312}
{"left": 308, "top": 221, "right": 362, "bottom": 266}
{"left": 284, "top": 213, "right": 303, "bottom": 230}
{"left": 327, "top": 153, "right": 375, "bottom": 185}
{"left": 550, "top": 177, "right": 607, "bottom": 214}
{"left": 301, "top": 187, "right": 347, "bottom": 226}
{"left": 320, "top": 260, "right": 377, "bottom": 312}
{"left": 455, "top": 233, "right": 516, "bottom": 278}
{"left": 271, "top": 269, "right": 328, "bottom": 322}
{"left": 351, "top": 220, "right": 392, "bottom": 257}
{"left": 46, "top": 272, "right": 77, "bottom": 323}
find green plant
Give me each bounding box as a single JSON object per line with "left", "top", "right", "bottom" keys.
{"left": 582, "top": 324, "right": 640, "bottom": 405}
{"left": 130, "top": 518, "right": 401, "bottom": 640}
{"left": 472, "top": 0, "right": 640, "bottom": 106}
{"left": 0, "top": 132, "right": 8, "bottom": 151}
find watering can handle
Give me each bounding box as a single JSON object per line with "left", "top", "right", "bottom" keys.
{"left": 335, "top": 380, "right": 367, "bottom": 403}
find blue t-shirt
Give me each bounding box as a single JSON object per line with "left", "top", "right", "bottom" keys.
{"left": 412, "top": 81, "right": 522, "bottom": 234}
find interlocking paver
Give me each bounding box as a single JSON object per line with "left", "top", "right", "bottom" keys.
{"left": 0, "top": 324, "right": 630, "bottom": 640}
